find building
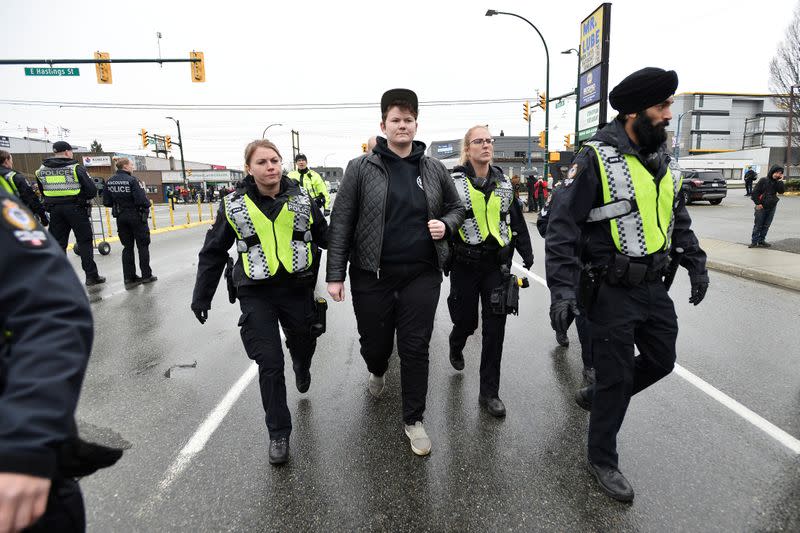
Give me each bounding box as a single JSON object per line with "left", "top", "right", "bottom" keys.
{"left": 428, "top": 135, "right": 546, "bottom": 177}
{"left": 0, "top": 135, "right": 86, "bottom": 153}
{"left": 311, "top": 166, "right": 344, "bottom": 183}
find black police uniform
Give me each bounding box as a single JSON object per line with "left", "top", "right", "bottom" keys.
{"left": 447, "top": 163, "right": 533, "bottom": 408}
{"left": 0, "top": 165, "right": 49, "bottom": 225}
{"left": 191, "top": 176, "right": 328, "bottom": 458}
{"left": 102, "top": 169, "right": 154, "bottom": 283}
{"left": 545, "top": 119, "right": 708, "bottom": 474}
{"left": 0, "top": 190, "right": 122, "bottom": 531}
{"left": 35, "top": 157, "right": 102, "bottom": 283}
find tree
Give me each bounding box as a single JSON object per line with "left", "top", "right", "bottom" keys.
{"left": 90, "top": 139, "right": 104, "bottom": 153}
{"left": 769, "top": 1, "right": 800, "bottom": 167}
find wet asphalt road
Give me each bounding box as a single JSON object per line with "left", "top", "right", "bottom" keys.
{"left": 65, "top": 219, "right": 800, "bottom": 532}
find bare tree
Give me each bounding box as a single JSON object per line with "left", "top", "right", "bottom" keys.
{"left": 769, "top": 1, "right": 800, "bottom": 168}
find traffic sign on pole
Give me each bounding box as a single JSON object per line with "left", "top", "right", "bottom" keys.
{"left": 24, "top": 67, "right": 79, "bottom": 76}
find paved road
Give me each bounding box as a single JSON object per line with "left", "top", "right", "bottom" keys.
{"left": 66, "top": 222, "right": 800, "bottom": 532}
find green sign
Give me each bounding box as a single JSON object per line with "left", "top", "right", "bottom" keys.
{"left": 24, "top": 67, "right": 80, "bottom": 77}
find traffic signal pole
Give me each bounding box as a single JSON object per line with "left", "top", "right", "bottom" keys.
{"left": 176, "top": 120, "right": 187, "bottom": 189}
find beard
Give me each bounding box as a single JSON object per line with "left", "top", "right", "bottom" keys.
{"left": 633, "top": 113, "right": 669, "bottom": 154}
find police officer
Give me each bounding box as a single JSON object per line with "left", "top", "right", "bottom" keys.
{"left": 0, "top": 150, "right": 49, "bottom": 226}
{"left": 34, "top": 141, "right": 105, "bottom": 286}
{"left": 0, "top": 189, "right": 122, "bottom": 532}
{"left": 545, "top": 67, "right": 709, "bottom": 502}
{"left": 447, "top": 125, "right": 533, "bottom": 417}
{"left": 102, "top": 158, "right": 157, "bottom": 289}
{"left": 287, "top": 154, "right": 330, "bottom": 213}
{"left": 191, "top": 140, "right": 328, "bottom": 465}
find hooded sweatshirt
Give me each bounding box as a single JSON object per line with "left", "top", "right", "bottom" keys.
{"left": 752, "top": 165, "right": 786, "bottom": 209}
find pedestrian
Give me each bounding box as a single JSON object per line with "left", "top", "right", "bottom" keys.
{"left": 749, "top": 165, "right": 786, "bottom": 248}
{"left": 545, "top": 67, "right": 709, "bottom": 502}
{"left": 191, "top": 140, "right": 328, "bottom": 465}
{"left": 34, "top": 141, "right": 106, "bottom": 286}
{"left": 326, "top": 88, "right": 465, "bottom": 456}
{"left": 102, "top": 158, "right": 157, "bottom": 289}
{"left": 525, "top": 174, "right": 536, "bottom": 212}
{"left": 0, "top": 150, "right": 49, "bottom": 226}
{"left": 0, "top": 189, "right": 122, "bottom": 532}
{"left": 534, "top": 176, "right": 549, "bottom": 212}
{"left": 447, "top": 125, "right": 534, "bottom": 417}
{"left": 743, "top": 167, "right": 757, "bottom": 196}
{"left": 288, "top": 154, "right": 330, "bottom": 213}
{"left": 367, "top": 136, "right": 378, "bottom": 153}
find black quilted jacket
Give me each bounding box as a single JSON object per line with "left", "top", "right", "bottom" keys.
{"left": 326, "top": 151, "right": 465, "bottom": 281}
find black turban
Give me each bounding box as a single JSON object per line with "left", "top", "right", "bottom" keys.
{"left": 609, "top": 67, "right": 678, "bottom": 114}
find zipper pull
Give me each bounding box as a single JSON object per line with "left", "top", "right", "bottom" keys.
{"left": 376, "top": 268, "right": 380, "bottom": 280}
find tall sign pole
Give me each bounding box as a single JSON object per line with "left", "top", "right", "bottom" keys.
{"left": 576, "top": 3, "right": 612, "bottom": 148}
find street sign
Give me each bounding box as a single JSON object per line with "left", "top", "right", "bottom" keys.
{"left": 24, "top": 67, "right": 79, "bottom": 76}
{"left": 555, "top": 100, "right": 565, "bottom": 109}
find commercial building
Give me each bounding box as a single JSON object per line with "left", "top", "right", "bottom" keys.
{"left": 428, "top": 135, "right": 546, "bottom": 177}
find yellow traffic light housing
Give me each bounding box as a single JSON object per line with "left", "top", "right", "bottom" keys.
{"left": 190, "top": 51, "right": 206, "bottom": 82}
{"left": 564, "top": 134, "right": 572, "bottom": 148}
{"left": 94, "top": 51, "right": 112, "bottom": 84}
{"left": 165, "top": 135, "right": 172, "bottom": 151}
{"left": 140, "top": 128, "right": 148, "bottom": 148}
{"left": 362, "top": 143, "right": 368, "bottom": 153}
{"left": 538, "top": 93, "right": 547, "bottom": 110}
{"left": 187, "top": 169, "right": 193, "bottom": 176}
{"left": 523, "top": 100, "right": 530, "bottom": 122}
{"left": 538, "top": 131, "right": 546, "bottom": 149}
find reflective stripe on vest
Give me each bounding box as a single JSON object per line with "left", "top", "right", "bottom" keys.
{"left": 36, "top": 164, "right": 80, "bottom": 197}
{"left": 0, "top": 171, "right": 19, "bottom": 196}
{"left": 452, "top": 173, "right": 513, "bottom": 246}
{"left": 586, "top": 142, "right": 682, "bottom": 257}
{"left": 224, "top": 192, "right": 313, "bottom": 280}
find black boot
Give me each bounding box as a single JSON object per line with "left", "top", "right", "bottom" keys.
{"left": 479, "top": 396, "right": 507, "bottom": 417}
{"left": 448, "top": 331, "right": 465, "bottom": 371}
{"left": 588, "top": 461, "right": 634, "bottom": 502}
{"left": 295, "top": 367, "right": 311, "bottom": 394}
{"left": 269, "top": 437, "right": 290, "bottom": 465}
{"left": 575, "top": 386, "right": 592, "bottom": 411}
{"left": 124, "top": 276, "right": 142, "bottom": 290}
{"left": 85, "top": 275, "right": 106, "bottom": 287}
{"left": 555, "top": 329, "right": 569, "bottom": 347}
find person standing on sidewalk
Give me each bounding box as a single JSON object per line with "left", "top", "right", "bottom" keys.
{"left": 326, "top": 88, "right": 464, "bottom": 457}
{"left": 749, "top": 165, "right": 786, "bottom": 248}
{"left": 102, "top": 158, "right": 157, "bottom": 289}
{"left": 447, "top": 125, "right": 534, "bottom": 417}
{"left": 534, "top": 176, "right": 549, "bottom": 212}
{"left": 34, "top": 141, "right": 105, "bottom": 287}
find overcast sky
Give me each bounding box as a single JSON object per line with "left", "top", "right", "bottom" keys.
{"left": 1, "top": 0, "right": 797, "bottom": 171}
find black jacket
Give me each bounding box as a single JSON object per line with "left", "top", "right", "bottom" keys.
{"left": 192, "top": 176, "right": 328, "bottom": 311}
{"left": 326, "top": 139, "right": 465, "bottom": 281}
{"left": 36, "top": 157, "right": 97, "bottom": 205}
{"left": 451, "top": 162, "right": 534, "bottom": 268}
{"left": 0, "top": 166, "right": 47, "bottom": 218}
{"left": 751, "top": 166, "right": 786, "bottom": 209}
{"left": 102, "top": 170, "right": 150, "bottom": 211}
{"left": 544, "top": 119, "right": 708, "bottom": 302}
{"left": 0, "top": 190, "right": 93, "bottom": 479}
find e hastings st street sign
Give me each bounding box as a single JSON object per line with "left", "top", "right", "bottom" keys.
{"left": 24, "top": 67, "right": 80, "bottom": 76}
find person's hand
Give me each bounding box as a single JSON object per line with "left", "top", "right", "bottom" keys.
{"left": 37, "top": 212, "right": 49, "bottom": 227}
{"left": 428, "top": 219, "right": 446, "bottom": 240}
{"left": 327, "top": 282, "right": 345, "bottom": 302}
{"left": 689, "top": 282, "right": 708, "bottom": 306}
{"left": 0, "top": 473, "right": 51, "bottom": 533}
{"left": 755, "top": 204, "right": 764, "bottom": 210}
{"left": 550, "top": 299, "right": 580, "bottom": 333}
{"left": 193, "top": 309, "right": 208, "bottom": 324}
{"left": 523, "top": 258, "right": 534, "bottom": 270}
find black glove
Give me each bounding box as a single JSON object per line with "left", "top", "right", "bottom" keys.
{"left": 58, "top": 436, "right": 124, "bottom": 478}
{"left": 550, "top": 299, "right": 580, "bottom": 333}
{"left": 193, "top": 308, "right": 208, "bottom": 324}
{"left": 689, "top": 282, "right": 708, "bottom": 306}
{"left": 523, "top": 257, "right": 534, "bottom": 270}
{"left": 38, "top": 211, "right": 49, "bottom": 226}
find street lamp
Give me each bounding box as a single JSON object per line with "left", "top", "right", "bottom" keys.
{"left": 562, "top": 48, "right": 580, "bottom": 153}
{"left": 487, "top": 9, "right": 551, "bottom": 180}
{"left": 166, "top": 116, "right": 187, "bottom": 189}
{"left": 262, "top": 123, "right": 282, "bottom": 139}
{"left": 323, "top": 152, "right": 335, "bottom": 167}
{"left": 674, "top": 110, "right": 694, "bottom": 165}
{"left": 787, "top": 84, "right": 800, "bottom": 177}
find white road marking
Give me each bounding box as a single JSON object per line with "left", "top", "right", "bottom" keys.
{"left": 511, "top": 261, "right": 800, "bottom": 455}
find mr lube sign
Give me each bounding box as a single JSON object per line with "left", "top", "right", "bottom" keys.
{"left": 24, "top": 67, "right": 80, "bottom": 76}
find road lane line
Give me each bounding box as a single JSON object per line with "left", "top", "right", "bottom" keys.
{"left": 511, "top": 261, "right": 800, "bottom": 455}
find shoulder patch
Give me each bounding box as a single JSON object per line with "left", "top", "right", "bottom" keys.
{"left": 567, "top": 163, "right": 579, "bottom": 180}
{"left": 2, "top": 198, "right": 48, "bottom": 247}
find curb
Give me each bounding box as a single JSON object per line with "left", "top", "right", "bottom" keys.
{"left": 66, "top": 220, "right": 212, "bottom": 251}
{"left": 706, "top": 258, "right": 800, "bottom": 292}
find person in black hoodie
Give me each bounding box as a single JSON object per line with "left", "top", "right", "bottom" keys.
{"left": 749, "top": 165, "right": 786, "bottom": 248}
{"left": 34, "top": 141, "right": 105, "bottom": 286}
{"left": 326, "top": 89, "right": 465, "bottom": 457}
{"left": 191, "top": 140, "right": 328, "bottom": 465}
{"left": 447, "top": 125, "right": 534, "bottom": 417}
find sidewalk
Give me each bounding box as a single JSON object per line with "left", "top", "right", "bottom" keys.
{"left": 701, "top": 238, "right": 800, "bottom": 292}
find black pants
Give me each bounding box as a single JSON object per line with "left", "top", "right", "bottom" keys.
{"left": 751, "top": 205, "right": 777, "bottom": 245}
{"left": 586, "top": 280, "right": 678, "bottom": 469}
{"left": 24, "top": 478, "right": 84, "bottom": 532}
{"left": 237, "top": 285, "right": 318, "bottom": 440}
{"left": 447, "top": 259, "right": 507, "bottom": 398}
{"left": 745, "top": 180, "right": 753, "bottom": 195}
{"left": 48, "top": 203, "right": 98, "bottom": 278}
{"left": 116, "top": 210, "right": 152, "bottom": 280}
{"left": 575, "top": 315, "right": 593, "bottom": 370}
{"left": 350, "top": 264, "right": 442, "bottom": 425}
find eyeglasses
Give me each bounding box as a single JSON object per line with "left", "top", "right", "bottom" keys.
{"left": 469, "top": 138, "right": 495, "bottom": 146}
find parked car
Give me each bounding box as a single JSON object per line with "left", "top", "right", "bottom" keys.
{"left": 679, "top": 169, "right": 727, "bottom": 205}
{"left": 328, "top": 180, "right": 339, "bottom": 193}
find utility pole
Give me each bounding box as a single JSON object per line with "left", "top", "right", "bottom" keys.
{"left": 167, "top": 117, "right": 188, "bottom": 189}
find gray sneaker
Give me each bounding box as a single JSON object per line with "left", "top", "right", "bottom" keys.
{"left": 404, "top": 421, "right": 431, "bottom": 456}
{"left": 368, "top": 373, "right": 385, "bottom": 397}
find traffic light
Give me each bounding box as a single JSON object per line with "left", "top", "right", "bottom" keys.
{"left": 564, "top": 134, "right": 572, "bottom": 148}
{"left": 190, "top": 51, "right": 206, "bottom": 82}
{"left": 94, "top": 51, "right": 112, "bottom": 84}
{"left": 140, "top": 128, "right": 148, "bottom": 148}
{"left": 165, "top": 135, "right": 172, "bottom": 151}
{"left": 362, "top": 143, "right": 368, "bottom": 153}
{"left": 522, "top": 100, "right": 530, "bottom": 122}
{"left": 538, "top": 131, "right": 546, "bottom": 148}
{"left": 187, "top": 169, "right": 193, "bottom": 176}
{"left": 538, "top": 93, "right": 547, "bottom": 110}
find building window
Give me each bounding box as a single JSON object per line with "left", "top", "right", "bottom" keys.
{"left": 145, "top": 185, "right": 158, "bottom": 194}
{"left": 514, "top": 151, "right": 526, "bottom": 158}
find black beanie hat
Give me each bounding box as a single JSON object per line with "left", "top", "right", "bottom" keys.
{"left": 609, "top": 67, "right": 679, "bottom": 114}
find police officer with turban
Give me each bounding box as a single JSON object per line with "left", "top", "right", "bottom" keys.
{"left": 544, "top": 67, "right": 709, "bottom": 502}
